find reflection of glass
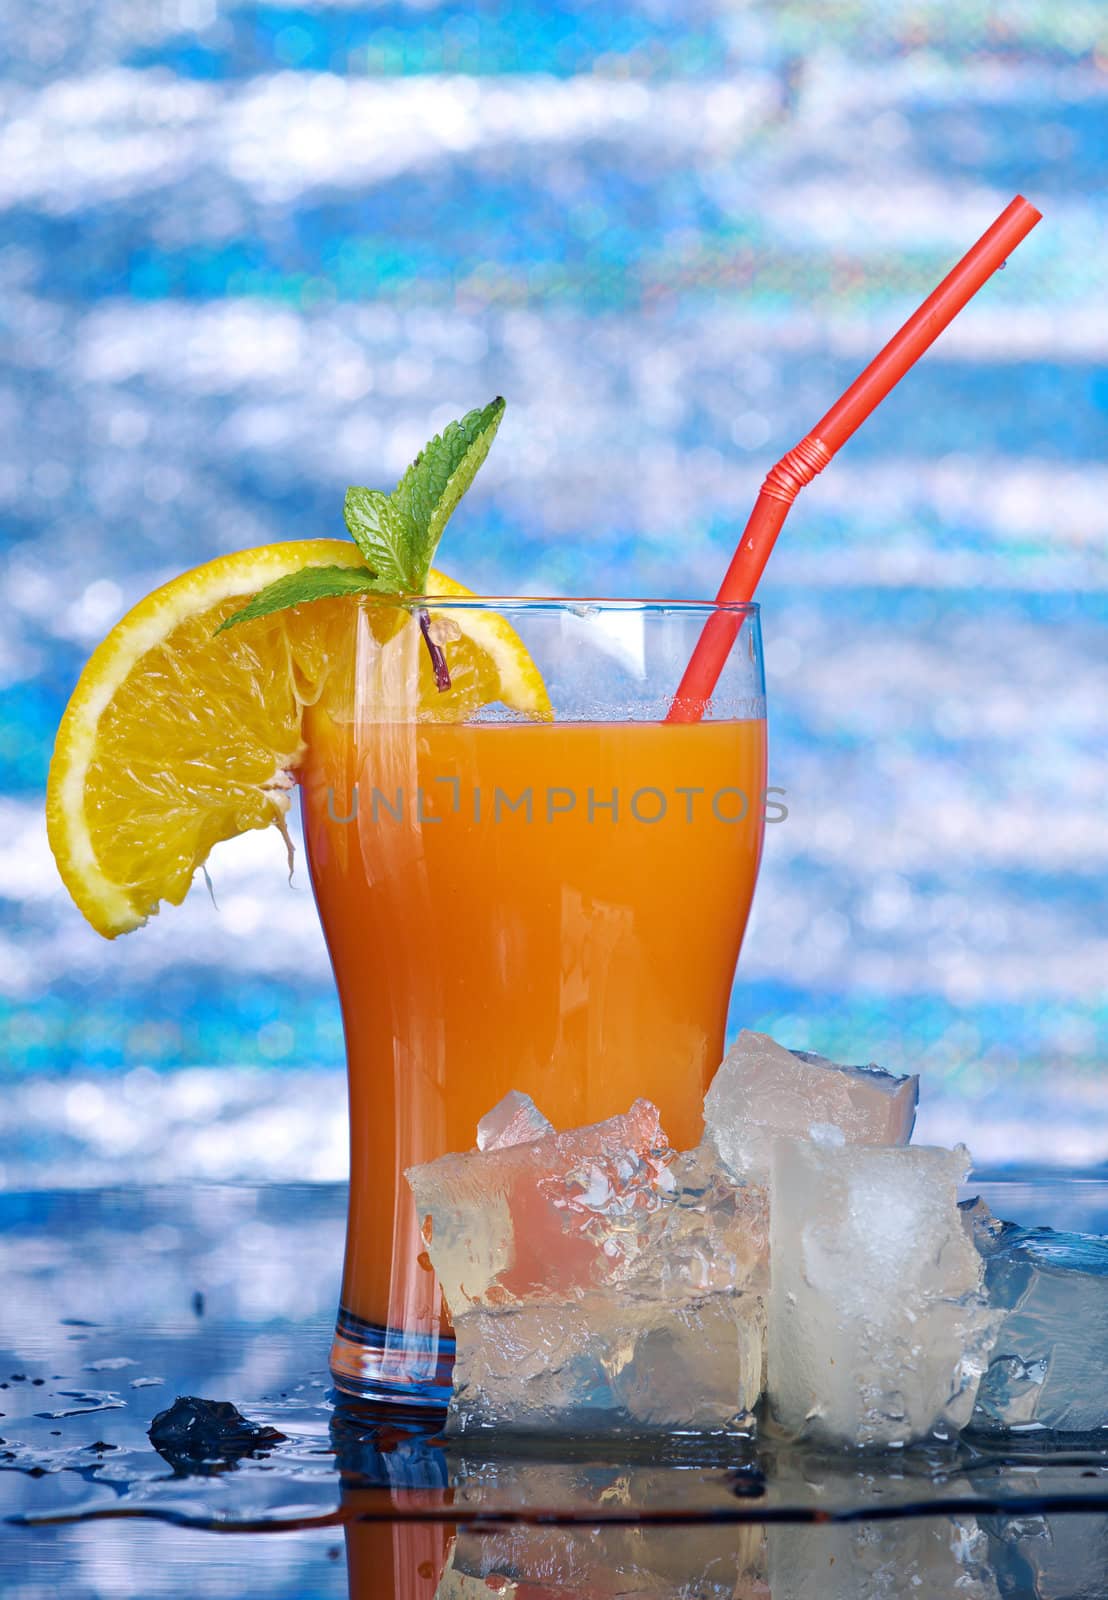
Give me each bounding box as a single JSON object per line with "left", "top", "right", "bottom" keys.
{"left": 333, "top": 1411, "right": 769, "bottom": 1599}
{"left": 436, "top": 1523, "right": 768, "bottom": 1597}
{"left": 344, "top": 1522, "right": 452, "bottom": 1600}
{"left": 333, "top": 1408, "right": 454, "bottom": 1600}
{"left": 301, "top": 599, "right": 766, "bottom": 1404}
{"left": 340, "top": 1513, "right": 1017, "bottom": 1600}
{"left": 329, "top": 1407, "right": 1108, "bottom": 1600}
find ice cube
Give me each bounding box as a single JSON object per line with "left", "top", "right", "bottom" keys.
{"left": 704, "top": 1031, "right": 918, "bottom": 1183}
{"left": 960, "top": 1194, "right": 1004, "bottom": 1248}
{"left": 412, "top": 1103, "right": 768, "bottom": 1437}
{"left": 970, "top": 1224, "right": 1108, "bottom": 1436}
{"left": 618, "top": 1143, "right": 769, "bottom": 1300}
{"left": 768, "top": 1140, "right": 998, "bottom": 1448}
{"left": 476, "top": 1090, "right": 555, "bottom": 1152}
{"left": 406, "top": 1098, "right": 673, "bottom": 1312}
{"left": 447, "top": 1290, "right": 763, "bottom": 1437}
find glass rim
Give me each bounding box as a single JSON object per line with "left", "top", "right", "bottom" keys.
{"left": 356, "top": 595, "right": 761, "bottom": 615}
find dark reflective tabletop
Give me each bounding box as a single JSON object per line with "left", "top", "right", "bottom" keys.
{"left": 2, "top": 1181, "right": 1105, "bottom": 1597}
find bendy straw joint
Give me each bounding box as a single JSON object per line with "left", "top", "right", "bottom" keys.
{"left": 761, "top": 435, "right": 833, "bottom": 507}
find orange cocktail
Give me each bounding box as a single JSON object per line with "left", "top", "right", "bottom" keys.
{"left": 300, "top": 598, "right": 767, "bottom": 1403}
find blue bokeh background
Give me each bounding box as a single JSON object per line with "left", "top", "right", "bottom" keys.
{"left": 2, "top": 0, "right": 1105, "bottom": 1182}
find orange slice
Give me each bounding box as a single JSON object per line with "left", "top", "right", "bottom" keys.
{"left": 46, "top": 541, "right": 551, "bottom": 937}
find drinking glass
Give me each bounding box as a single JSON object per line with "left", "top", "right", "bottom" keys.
{"left": 299, "top": 597, "right": 766, "bottom": 1404}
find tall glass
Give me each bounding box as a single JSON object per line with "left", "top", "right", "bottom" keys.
{"left": 299, "top": 598, "right": 766, "bottom": 1404}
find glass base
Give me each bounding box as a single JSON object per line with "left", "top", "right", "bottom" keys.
{"left": 329, "top": 1305, "right": 455, "bottom": 1409}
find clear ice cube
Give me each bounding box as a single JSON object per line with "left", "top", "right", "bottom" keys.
{"left": 971, "top": 1224, "right": 1108, "bottom": 1436}
{"left": 447, "top": 1290, "right": 764, "bottom": 1437}
{"left": 410, "top": 1100, "right": 768, "bottom": 1436}
{"left": 704, "top": 1030, "right": 918, "bottom": 1184}
{"left": 768, "top": 1139, "right": 998, "bottom": 1448}
{"left": 476, "top": 1090, "right": 555, "bottom": 1152}
{"left": 617, "top": 1143, "right": 768, "bottom": 1300}
{"left": 407, "top": 1098, "right": 673, "bottom": 1312}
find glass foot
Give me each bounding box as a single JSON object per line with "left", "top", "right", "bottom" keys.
{"left": 330, "top": 1305, "right": 455, "bottom": 1409}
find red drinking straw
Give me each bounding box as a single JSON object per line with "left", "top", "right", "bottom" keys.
{"left": 667, "top": 194, "right": 1043, "bottom": 722}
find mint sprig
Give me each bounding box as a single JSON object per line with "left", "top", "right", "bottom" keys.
{"left": 217, "top": 399, "right": 506, "bottom": 665}
{"left": 390, "top": 396, "right": 506, "bottom": 582}
{"left": 339, "top": 489, "right": 410, "bottom": 591}
{"left": 214, "top": 564, "right": 386, "bottom": 633}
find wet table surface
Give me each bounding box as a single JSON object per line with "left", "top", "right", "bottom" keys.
{"left": 1, "top": 1180, "right": 1106, "bottom": 1598}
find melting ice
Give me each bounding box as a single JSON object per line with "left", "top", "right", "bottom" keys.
{"left": 408, "top": 1040, "right": 1106, "bottom": 1448}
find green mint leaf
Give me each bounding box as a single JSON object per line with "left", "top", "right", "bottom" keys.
{"left": 343, "top": 487, "right": 411, "bottom": 588}
{"left": 215, "top": 565, "right": 387, "bottom": 633}
{"left": 211, "top": 398, "right": 507, "bottom": 657}
{"left": 389, "top": 397, "right": 505, "bottom": 591}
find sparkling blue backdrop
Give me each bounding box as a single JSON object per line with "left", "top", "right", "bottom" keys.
{"left": 2, "top": 0, "right": 1106, "bottom": 1182}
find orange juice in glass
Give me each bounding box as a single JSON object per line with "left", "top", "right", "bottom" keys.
{"left": 300, "top": 596, "right": 766, "bottom": 1403}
